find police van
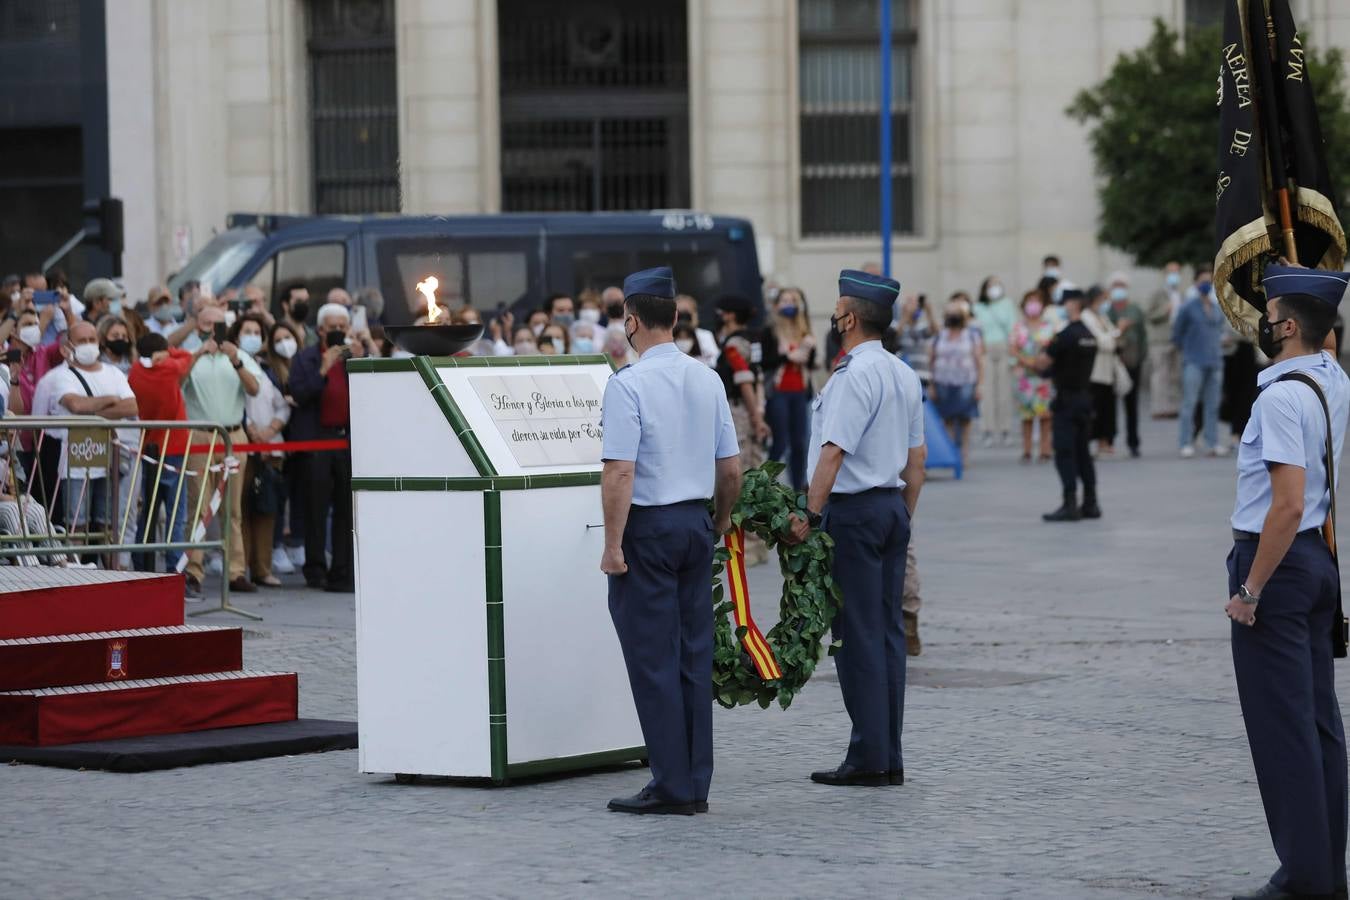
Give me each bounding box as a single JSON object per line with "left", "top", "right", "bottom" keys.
{"left": 168, "top": 211, "right": 763, "bottom": 326}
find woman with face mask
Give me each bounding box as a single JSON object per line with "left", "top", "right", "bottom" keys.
{"left": 973, "top": 276, "right": 1017, "bottom": 448}
{"left": 570, "top": 321, "right": 598, "bottom": 355}
{"left": 1080, "top": 285, "right": 1123, "bottom": 458}
{"left": 263, "top": 321, "right": 305, "bottom": 574}
{"left": 931, "top": 295, "right": 985, "bottom": 465}
{"left": 228, "top": 314, "right": 291, "bottom": 587}
{"left": 510, "top": 325, "right": 539, "bottom": 356}
{"left": 98, "top": 316, "right": 135, "bottom": 374}
{"left": 672, "top": 322, "right": 700, "bottom": 358}
{"left": 763, "top": 287, "right": 817, "bottom": 491}
{"left": 539, "top": 324, "right": 569, "bottom": 356}
{"left": 1011, "top": 289, "right": 1057, "bottom": 462}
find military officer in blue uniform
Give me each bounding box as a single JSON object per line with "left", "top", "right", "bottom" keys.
{"left": 787, "top": 269, "right": 927, "bottom": 786}
{"left": 599, "top": 266, "right": 743, "bottom": 816}
{"left": 1227, "top": 265, "right": 1350, "bottom": 900}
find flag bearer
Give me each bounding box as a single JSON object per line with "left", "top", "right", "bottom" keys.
{"left": 1228, "top": 265, "right": 1350, "bottom": 900}
{"left": 599, "top": 266, "right": 742, "bottom": 815}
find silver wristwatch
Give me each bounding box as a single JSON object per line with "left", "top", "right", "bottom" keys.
{"left": 1238, "top": 584, "right": 1261, "bottom": 605}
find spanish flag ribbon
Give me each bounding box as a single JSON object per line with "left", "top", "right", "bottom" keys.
{"left": 723, "top": 527, "right": 782, "bottom": 681}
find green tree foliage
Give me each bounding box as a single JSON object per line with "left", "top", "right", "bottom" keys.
{"left": 1067, "top": 18, "right": 1350, "bottom": 268}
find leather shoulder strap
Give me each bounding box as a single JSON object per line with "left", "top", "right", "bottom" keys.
{"left": 1276, "top": 372, "right": 1336, "bottom": 554}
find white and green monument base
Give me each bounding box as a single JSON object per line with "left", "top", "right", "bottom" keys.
{"left": 348, "top": 353, "right": 645, "bottom": 783}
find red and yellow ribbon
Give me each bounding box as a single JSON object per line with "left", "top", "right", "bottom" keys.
{"left": 723, "top": 527, "right": 782, "bottom": 680}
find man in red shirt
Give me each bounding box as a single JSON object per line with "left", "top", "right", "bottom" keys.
{"left": 128, "top": 333, "right": 194, "bottom": 577}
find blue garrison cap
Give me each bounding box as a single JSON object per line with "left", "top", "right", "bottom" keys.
{"left": 838, "top": 269, "right": 901, "bottom": 307}
{"left": 623, "top": 266, "right": 676, "bottom": 301}
{"left": 1262, "top": 265, "right": 1350, "bottom": 308}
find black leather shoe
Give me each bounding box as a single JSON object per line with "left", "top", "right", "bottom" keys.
{"left": 607, "top": 789, "right": 696, "bottom": 815}
{"left": 1080, "top": 501, "right": 1102, "bottom": 519}
{"left": 1232, "top": 881, "right": 1337, "bottom": 900}
{"left": 810, "top": 765, "right": 889, "bottom": 786}
{"left": 888, "top": 769, "right": 904, "bottom": 785}
{"left": 694, "top": 801, "right": 709, "bottom": 813}
{"left": 1042, "top": 504, "right": 1081, "bottom": 522}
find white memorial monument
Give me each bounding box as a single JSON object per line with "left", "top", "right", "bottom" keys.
{"left": 348, "top": 352, "right": 645, "bottom": 783}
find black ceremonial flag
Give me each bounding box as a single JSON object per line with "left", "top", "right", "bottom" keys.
{"left": 1213, "top": 0, "right": 1346, "bottom": 336}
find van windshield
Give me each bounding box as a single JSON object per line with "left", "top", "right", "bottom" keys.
{"left": 168, "top": 228, "right": 264, "bottom": 297}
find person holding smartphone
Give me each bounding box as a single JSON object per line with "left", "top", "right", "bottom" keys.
{"left": 179, "top": 305, "right": 263, "bottom": 598}
{"left": 285, "top": 303, "right": 372, "bottom": 593}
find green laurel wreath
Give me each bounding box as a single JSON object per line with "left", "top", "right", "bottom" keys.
{"left": 712, "top": 461, "right": 844, "bottom": 710}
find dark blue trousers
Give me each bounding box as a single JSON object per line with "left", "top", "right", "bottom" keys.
{"left": 824, "top": 488, "right": 911, "bottom": 773}
{"left": 608, "top": 501, "right": 715, "bottom": 804}
{"left": 1229, "top": 533, "right": 1348, "bottom": 895}
{"left": 767, "top": 390, "right": 810, "bottom": 491}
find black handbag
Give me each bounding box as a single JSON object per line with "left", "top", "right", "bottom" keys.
{"left": 1278, "top": 372, "right": 1348, "bottom": 659}
{"left": 248, "top": 458, "right": 281, "bottom": 517}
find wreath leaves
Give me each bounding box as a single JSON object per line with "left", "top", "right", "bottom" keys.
{"left": 711, "top": 461, "right": 843, "bottom": 710}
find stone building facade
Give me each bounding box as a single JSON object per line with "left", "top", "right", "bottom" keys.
{"left": 104, "top": 0, "right": 1350, "bottom": 311}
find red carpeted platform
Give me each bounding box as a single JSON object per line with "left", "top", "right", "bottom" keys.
{"left": 0, "top": 626, "right": 243, "bottom": 691}
{"left": 0, "top": 568, "right": 302, "bottom": 754}
{"left": 0, "top": 671, "right": 298, "bottom": 746}
{"left": 0, "top": 569, "right": 183, "bottom": 639}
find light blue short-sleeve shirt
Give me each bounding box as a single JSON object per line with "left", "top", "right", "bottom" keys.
{"left": 601, "top": 342, "right": 739, "bottom": 507}
{"left": 807, "top": 340, "right": 925, "bottom": 495}
{"left": 1231, "top": 351, "right": 1349, "bottom": 533}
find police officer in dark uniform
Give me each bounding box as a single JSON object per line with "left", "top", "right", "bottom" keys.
{"left": 599, "top": 266, "right": 743, "bottom": 816}
{"left": 1038, "top": 286, "right": 1101, "bottom": 522}
{"left": 1227, "top": 266, "right": 1350, "bottom": 900}
{"left": 787, "top": 269, "right": 927, "bottom": 786}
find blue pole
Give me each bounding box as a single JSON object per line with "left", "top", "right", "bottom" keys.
{"left": 879, "top": 0, "right": 893, "bottom": 278}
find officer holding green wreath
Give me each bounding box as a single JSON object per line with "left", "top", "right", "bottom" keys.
{"left": 788, "top": 269, "right": 927, "bottom": 787}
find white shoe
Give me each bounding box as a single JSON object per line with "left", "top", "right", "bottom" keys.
{"left": 1180, "top": 445, "right": 1196, "bottom": 459}
{"left": 287, "top": 545, "right": 305, "bottom": 567}
{"left": 207, "top": 553, "right": 223, "bottom": 575}
{"left": 271, "top": 546, "right": 295, "bottom": 574}
{"left": 1213, "top": 444, "right": 1231, "bottom": 457}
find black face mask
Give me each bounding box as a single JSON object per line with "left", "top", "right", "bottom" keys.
{"left": 106, "top": 339, "right": 130, "bottom": 357}
{"left": 944, "top": 315, "right": 964, "bottom": 329}
{"left": 624, "top": 316, "right": 637, "bottom": 351}
{"left": 606, "top": 303, "right": 625, "bottom": 320}
{"left": 676, "top": 311, "right": 693, "bottom": 324}
{"left": 1258, "top": 316, "right": 1292, "bottom": 358}
{"left": 830, "top": 312, "right": 850, "bottom": 337}
{"left": 290, "top": 302, "right": 310, "bottom": 322}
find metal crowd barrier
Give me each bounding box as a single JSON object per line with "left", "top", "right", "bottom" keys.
{"left": 0, "top": 417, "right": 260, "bottom": 621}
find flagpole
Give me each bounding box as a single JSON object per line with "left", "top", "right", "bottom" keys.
{"left": 879, "top": 0, "right": 893, "bottom": 278}
{"left": 1248, "top": 0, "right": 1300, "bottom": 263}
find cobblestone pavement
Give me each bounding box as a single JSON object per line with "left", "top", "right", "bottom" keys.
{"left": 3, "top": 417, "right": 1344, "bottom": 899}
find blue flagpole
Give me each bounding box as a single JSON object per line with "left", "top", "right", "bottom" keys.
{"left": 879, "top": 0, "right": 893, "bottom": 278}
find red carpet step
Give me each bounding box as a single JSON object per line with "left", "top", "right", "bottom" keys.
{"left": 0, "top": 570, "right": 183, "bottom": 640}
{"left": 0, "top": 626, "right": 243, "bottom": 691}
{"left": 0, "top": 671, "right": 298, "bottom": 746}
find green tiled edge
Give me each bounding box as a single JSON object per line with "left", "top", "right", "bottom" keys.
{"left": 483, "top": 491, "right": 508, "bottom": 784}
{"left": 348, "top": 353, "right": 613, "bottom": 374}
{"left": 409, "top": 356, "right": 496, "bottom": 477}
{"left": 505, "top": 746, "right": 648, "bottom": 781}
{"left": 352, "top": 473, "right": 601, "bottom": 492}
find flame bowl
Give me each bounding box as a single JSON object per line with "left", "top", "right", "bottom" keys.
{"left": 385, "top": 324, "right": 485, "bottom": 357}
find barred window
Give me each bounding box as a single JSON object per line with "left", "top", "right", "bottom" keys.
{"left": 1186, "top": 0, "right": 1225, "bottom": 30}
{"left": 497, "top": 0, "right": 690, "bottom": 212}
{"left": 306, "top": 0, "right": 401, "bottom": 214}
{"left": 798, "top": 0, "right": 917, "bottom": 238}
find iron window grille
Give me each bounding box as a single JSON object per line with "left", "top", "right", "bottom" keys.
{"left": 306, "top": 0, "right": 401, "bottom": 214}
{"left": 497, "top": 0, "right": 691, "bottom": 212}
{"left": 798, "top": 0, "right": 917, "bottom": 238}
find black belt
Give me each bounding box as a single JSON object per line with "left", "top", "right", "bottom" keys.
{"left": 1233, "top": 528, "right": 1322, "bottom": 542}
{"left": 829, "top": 487, "right": 902, "bottom": 503}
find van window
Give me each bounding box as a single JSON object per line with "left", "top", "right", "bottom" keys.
{"left": 570, "top": 248, "right": 725, "bottom": 303}
{"left": 376, "top": 238, "right": 531, "bottom": 324}
{"left": 272, "top": 243, "right": 346, "bottom": 308}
